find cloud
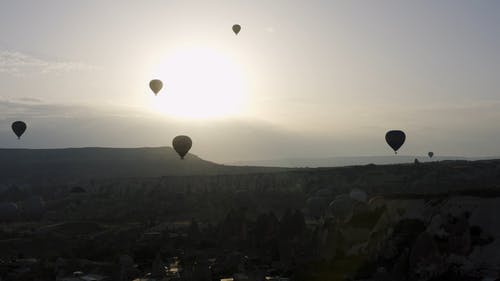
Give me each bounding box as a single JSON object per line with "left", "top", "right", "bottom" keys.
{"left": 2, "top": 97, "right": 500, "bottom": 162}
{"left": 0, "top": 97, "right": 86, "bottom": 119}
{"left": 13, "top": 97, "right": 44, "bottom": 103}
{"left": 0, "top": 97, "right": 329, "bottom": 161}
{"left": 0, "top": 50, "right": 94, "bottom": 76}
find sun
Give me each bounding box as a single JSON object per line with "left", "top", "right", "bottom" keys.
{"left": 149, "top": 47, "right": 247, "bottom": 119}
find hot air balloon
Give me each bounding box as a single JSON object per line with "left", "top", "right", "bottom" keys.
{"left": 385, "top": 130, "right": 406, "bottom": 154}
{"left": 172, "top": 135, "right": 192, "bottom": 159}
{"left": 149, "top": 79, "right": 163, "bottom": 95}
{"left": 428, "top": 151, "right": 434, "bottom": 158}
{"left": 11, "top": 121, "right": 27, "bottom": 139}
{"left": 232, "top": 24, "right": 241, "bottom": 35}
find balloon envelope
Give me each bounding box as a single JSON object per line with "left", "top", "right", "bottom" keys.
{"left": 172, "top": 135, "right": 192, "bottom": 159}
{"left": 12, "top": 121, "right": 27, "bottom": 139}
{"left": 385, "top": 130, "right": 406, "bottom": 154}
{"left": 149, "top": 79, "right": 163, "bottom": 95}
{"left": 232, "top": 24, "right": 241, "bottom": 35}
{"left": 428, "top": 151, "right": 434, "bottom": 158}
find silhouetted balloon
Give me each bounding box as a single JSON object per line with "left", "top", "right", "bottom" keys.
{"left": 232, "top": 24, "right": 241, "bottom": 35}
{"left": 149, "top": 79, "right": 163, "bottom": 95}
{"left": 11, "top": 121, "right": 27, "bottom": 139}
{"left": 385, "top": 130, "right": 406, "bottom": 154}
{"left": 172, "top": 135, "right": 192, "bottom": 159}
{"left": 428, "top": 151, "right": 434, "bottom": 158}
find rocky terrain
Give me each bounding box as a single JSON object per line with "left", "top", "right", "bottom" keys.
{"left": 1, "top": 158, "right": 500, "bottom": 280}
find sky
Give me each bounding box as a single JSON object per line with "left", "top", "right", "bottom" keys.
{"left": 0, "top": 0, "right": 499, "bottom": 163}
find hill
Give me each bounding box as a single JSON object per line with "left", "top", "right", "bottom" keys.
{"left": 144, "top": 158, "right": 500, "bottom": 198}
{"left": 231, "top": 155, "right": 493, "bottom": 167}
{"left": 0, "top": 147, "right": 286, "bottom": 183}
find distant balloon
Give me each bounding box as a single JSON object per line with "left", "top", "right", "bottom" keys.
{"left": 172, "top": 135, "right": 192, "bottom": 159}
{"left": 149, "top": 79, "right": 163, "bottom": 95}
{"left": 11, "top": 121, "right": 27, "bottom": 139}
{"left": 428, "top": 151, "right": 434, "bottom": 158}
{"left": 385, "top": 130, "right": 406, "bottom": 154}
{"left": 232, "top": 24, "right": 241, "bottom": 35}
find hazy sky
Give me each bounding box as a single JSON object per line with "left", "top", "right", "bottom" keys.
{"left": 0, "top": 1, "right": 499, "bottom": 163}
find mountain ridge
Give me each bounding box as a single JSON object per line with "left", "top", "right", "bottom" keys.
{"left": 0, "top": 147, "right": 287, "bottom": 183}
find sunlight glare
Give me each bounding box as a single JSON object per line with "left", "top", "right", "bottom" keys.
{"left": 150, "top": 47, "right": 247, "bottom": 119}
